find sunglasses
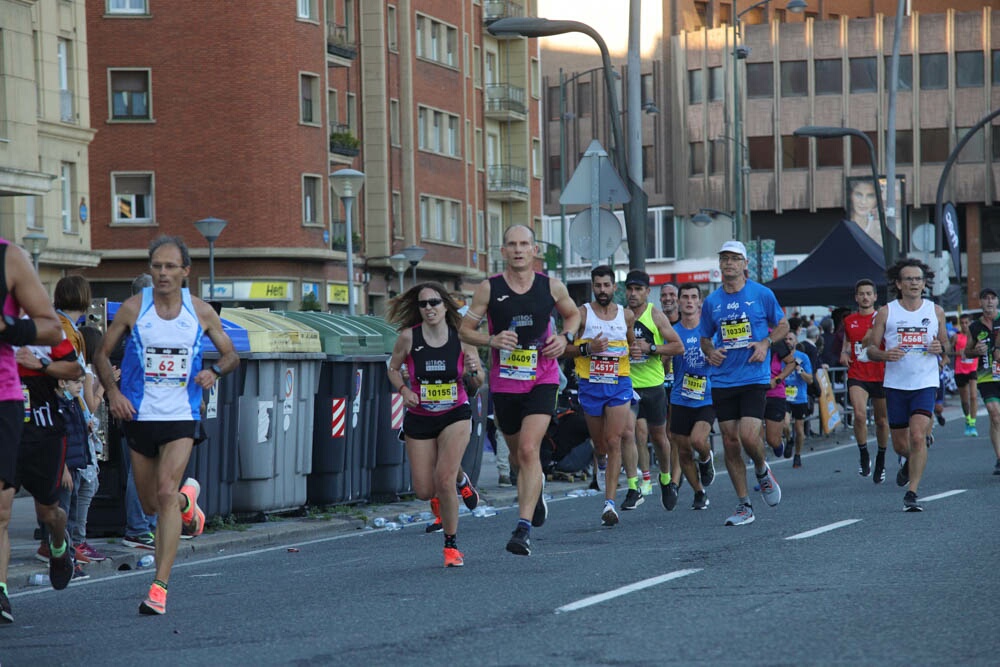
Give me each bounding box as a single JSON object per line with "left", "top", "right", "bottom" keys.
{"left": 418, "top": 298, "right": 443, "bottom": 309}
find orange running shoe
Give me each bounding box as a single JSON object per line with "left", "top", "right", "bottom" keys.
{"left": 139, "top": 582, "right": 167, "bottom": 615}
{"left": 443, "top": 547, "right": 464, "bottom": 568}
{"left": 180, "top": 477, "right": 205, "bottom": 537}
{"left": 425, "top": 497, "right": 443, "bottom": 533}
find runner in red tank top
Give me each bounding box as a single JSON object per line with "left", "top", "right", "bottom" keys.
{"left": 839, "top": 279, "right": 890, "bottom": 483}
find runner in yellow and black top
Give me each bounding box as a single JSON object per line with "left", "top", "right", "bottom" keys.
{"left": 564, "top": 265, "right": 636, "bottom": 527}
{"left": 965, "top": 287, "right": 1000, "bottom": 475}
{"left": 623, "top": 270, "right": 682, "bottom": 511}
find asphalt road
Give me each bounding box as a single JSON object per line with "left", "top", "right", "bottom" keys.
{"left": 3, "top": 421, "right": 999, "bottom": 666}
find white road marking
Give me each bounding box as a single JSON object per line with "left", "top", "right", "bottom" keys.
{"left": 555, "top": 569, "right": 702, "bottom": 613}
{"left": 920, "top": 489, "right": 966, "bottom": 502}
{"left": 785, "top": 519, "right": 860, "bottom": 541}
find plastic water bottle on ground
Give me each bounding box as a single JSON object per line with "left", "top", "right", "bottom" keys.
{"left": 397, "top": 513, "right": 414, "bottom": 524}
{"left": 472, "top": 505, "right": 496, "bottom": 518}
{"left": 417, "top": 511, "right": 435, "bottom": 522}
{"left": 373, "top": 517, "right": 387, "bottom": 528}
{"left": 383, "top": 522, "right": 402, "bottom": 531}
{"left": 137, "top": 554, "right": 155, "bottom": 569}
{"left": 30, "top": 573, "right": 50, "bottom": 586}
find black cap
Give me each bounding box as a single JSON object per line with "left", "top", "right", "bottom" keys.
{"left": 624, "top": 270, "right": 650, "bottom": 287}
{"left": 980, "top": 288, "right": 998, "bottom": 300}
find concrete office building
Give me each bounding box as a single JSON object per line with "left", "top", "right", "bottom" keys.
{"left": 84, "top": 1, "right": 541, "bottom": 313}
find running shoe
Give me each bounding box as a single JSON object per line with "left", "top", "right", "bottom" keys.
{"left": 903, "top": 490, "right": 923, "bottom": 512}
{"left": 596, "top": 465, "right": 607, "bottom": 491}
{"left": 756, "top": 465, "right": 782, "bottom": 507}
{"left": 969, "top": 424, "right": 979, "bottom": 437}
{"left": 72, "top": 563, "right": 90, "bottom": 581}
{"left": 531, "top": 483, "right": 548, "bottom": 528}
{"left": 964, "top": 424, "right": 975, "bottom": 437}
{"left": 639, "top": 480, "right": 654, "bottom": 497}
{"left": 601, "top": 500, "right": 619, "bottom": 527}
{"left": 505, "top": 525, "right": 531, "bottom": 556}
{"left": 896, "top": 459, "right": 909, "bottom": 487}
{"left": 457, "top": 474, "right": 479, "bottom": 511}
{"left": 139, "top": 582, "right": 167, "bottom": 615}
{"left": 691, "top": 490, "right": 709, "bottom": 510}
{"left": 662, "top": 482, "right": 679, "bottom": 511}
{"left": 622, "top": 488, "right": 644, "bottom": 511}
{"left": 35, "top": 541, "right": 50, "bottom": 563}
{"left": 873, "top": 451, "right": 887, "bottom": 484}
{"left": 926, "top": 433, "right": 934, "bottom": 448}
{"left": 771, "top": 444, "right": 784, "bottom": 458}
{"left": 698, "top": 452, "right": 716, "bottom": 487}
{"left": 76, "top": 542, "right": 108, "bottom": 563}
{"left": 443, "top": 547, "right": 465, "bottom": 568}
{"left": 48, "top": 530, "right": 74, "bottom": 591}
{"left": 180, "top": 477, "right": 205, "bottom": 538}
{"left": 425, "top": 497, "right": 443, "bottom": 533}
{"left": 993, "top": 459, "right": 1000, "bottom": 476}
{"left": 0, "top": 588, "right": 11, "bottom": 624}
{"left": 783, "top": 438, "right": 794, "bottom": 459}
{"left": 498, "top": 474, "right": 513, "bottom": 487}
{"left": 122, "top": 533, "right": 155, "bottom": 549}
{"left": 725, "top": 503, "right": 755, "bottom": 526}
{"left": 936, "top": 413, "right": 946, "bottom": 427}
{"left": 793, "top": 454, "right": 802, "bottom": 468}
{"left": 858, "top": 448, "right": 871, "bottom": 477}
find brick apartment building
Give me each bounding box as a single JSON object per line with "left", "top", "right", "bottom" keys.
{"left": 541, "top": 0, "right": 1000, "bottom": 303}
{"left": 82, "top": 1, "right": 541, "bottom": 314}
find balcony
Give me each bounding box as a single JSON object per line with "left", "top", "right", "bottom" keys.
{"left": 483, "top": 0, "right": 523, "bottom": 24}
{"left": 329, "top": 123, "right": 360, "bottom": 160}
{"left": 486, "top": 165, "right": 529, "bottom": 201}
{"left": 484, "top": 84, "right": 527, "bottom": 121}
{"left": 327, "top": 21, "right": 356, "bottom": 65}
{"left": 59, "top": 89, "right": 75, "bottom": 123}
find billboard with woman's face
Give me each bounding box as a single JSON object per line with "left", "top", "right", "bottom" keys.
{"left": 845, "top": 176, "right": 905, "bottom": 251}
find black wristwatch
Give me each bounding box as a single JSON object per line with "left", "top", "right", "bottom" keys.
{"left": 39, "top": 357, "right": 51, "bottom": 372}
{"left": 562, "top": 331, "right": 575, "bottom": 344}
{"left": 210, "top": 363, "right": 223, "bottom": 377}
{"left": 649, "top": 344, "right": 658, "bottom": 354}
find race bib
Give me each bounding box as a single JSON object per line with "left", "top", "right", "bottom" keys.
{"left": 785, "top": 385, "right": 798, "bottom": 400}
{"left": 589, "top": 356, "right": 620, "bottom": 384}
{"left": 897, "top": 327, "right": 928, "bottom": 353}
{"left": 22, "top": 385, "right": 31, "bottom": 423}
{"left": 420, "top": 382, "right": 457, "bottom": 411}
{"left": 144, "top": 347, "right": 190, "bottom": 386}
{"left": 499, "top": 347, "right": 538, "bottom": 381}
{"left": 720, "top": 317, "right": 753, "bottom": 350}
{"left": 992, "top": 358, "right": 1000, "bottom": 382}
{"left": 680, "top": 373, "right": 706, "bottom": 401}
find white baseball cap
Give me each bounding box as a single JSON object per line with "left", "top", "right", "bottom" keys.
{"left": 718, "top": 240, "right": 748, "bottom": 259}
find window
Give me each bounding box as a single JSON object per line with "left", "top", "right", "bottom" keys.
{"left": 781, "top": 61, "right": 807, "bottom": 96}
{"left": 415, "top": 13, "right": 459, "bottom": 68}
{"left": 477, "top": 210, "right": 485, "bottom": 250}
{"left": 781, "top": 135, "right": 809, "bottom": 168}
{"left": 346, "top": 92, "right": 356, "bottom": 132}
{"left": 895, "top": 130, "right": 913, "bottom": 165}
{"left": 688, "top": 69, "right": 704, "bottom": 104}
{"left": 392, "top": 191, "right": 402, "bottom": 238}
{"left": 328, "top": 89, "right": 338, "bottom": 124}
{"left": 709, "top": 140, "right": 725, "bottom": 174}
{"left": 850, "top": 132, "right": 879, "bottom": 163}
{"left": 576, "top": 81, "right": 592, "bottom": 117}
{"left": 708, "top": 67, "right": 724, "bottom": 101}
{"left": 693, "top": 1, "right": 707, "bottom": 27}
{"left": 389, "top": 99, "right": 400, "bottom": 145}
{"left": 641, "top": 73, "right": 655, "bottom": 105}
{"left": 548, "top": 154, "right": 561, "bottom": 188}
{"left": 109, "top": 69, "right": 150, "bottom": 120}
{"left": 419, "top": 195, "right": 462, "bottom": 242}
{"left": 642, "top": 145, "right": 655, "bottom": 181}
{"left": 921, "top": 128, "right": 949, "bottom": 162}
{"left": 920, "top": 53, "right": 947, "bottom": 90}
{"left": 531, "top": 58, "right": 541, "bottom": 98}
{"left": 993, "top": 51, "right": 1000, "bottom": 86}
{"left": 690, "top": 142, "right": 705, "bottom": 175}
{"left": 718, "top": 2, "right": 731, "bottom": 24}
{"left": 112, "top": 173, "right": 153, "bottom": 224}
{"left": 532, "top": 139, "right": 542, "bottom": 178}
{"left": 815, "top": 59, "right": 842, "bottom": 95}
{"left": 885, "top": 55, "right": 912, "bottom": 91}
{"left": 547, "top": 85, "right": 560, "bottom": 121}
{"left": 473, "top": 45, "right": 481, "bottom": 86}
{"left": 484, "top": 51, "right": 497, "bottom": 85}
{"left": 297, "top": 0, "right": 316, "bottom": 20}
{"left": 387, "top": 5, "right": 398, "bottom": 51}
{"left": 57, "top": 39, "right": 73, "bottom": 123}
{"left": 475, "top": 128, "right": 483, "bottom": 169}
{"left": 849, "top": 57, "right": 877, "bottom": 93}
{"left": 816, "top": 136, "right": 843, "bottom": 167}
{"left": 417, "top": 105, "right": 461, "bottom": 157}
{"left": 302, "top": 175, "right": 321, "bottom": 225}
{"left": 26, "top": 197, "right": 39, "bottom": 230}
{"left": 956, "top": 52, "right": 984, "bottom": 88}
{"left": 992, "top": 126, "right": 1000, "bottom": 160}
{"left": 60, "top": 163, "right": 74, "bottom": 233}
{"left": 300, "top": 74, "right": 319, "bottom": 124}
{"left": 746, "top": 63, "right": 773, "bottom": 98}
{"left": 957, "top": 127, "right": 984, "bottom": 163}
{"left": 748, "top": 136, "right": 774, "bottom": 170}
{"left": 107, "top": 0, "right": 146, "bottom": 14}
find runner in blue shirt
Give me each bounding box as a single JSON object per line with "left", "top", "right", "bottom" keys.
{"left": 782, "top": 331, "right": 813, "bottom": 469}
{"left": 699, "top": 241, "right": 789, "bottom": 526}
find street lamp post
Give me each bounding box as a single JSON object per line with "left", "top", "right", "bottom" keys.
{"left": 389, "top": 253, "right": 409, "bottom": 294}
{"left": 22, "top": 232, "right": 48, "bottom": 272}
{"left": 732, "top": 0, "right": 807, "bottom": 242}
{"left": 489, "top": 17, "right": 648, "bottom": 270}
{"left": 692, "top": 208, "right": 737, "bottom": 239}
{"left": 330, "top": 168, "right": 366, "bottom": 316}
{"left": 794, "top": 125, "right": 893, "bottom": 270}
{"left": 401, "top": 245, "right": 427, "bottom": 286}
{"left": 193, "top": 217, "right": 228, "bottom": 302}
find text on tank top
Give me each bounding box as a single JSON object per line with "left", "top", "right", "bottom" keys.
{"left": 406, "top": 325, "right": 466, "bottom": 414}
{"left": 487, "top": 272, "right": 554, "bottom": 383}
{"left": 575, "top": 302, "right": 630, "bottom": 384}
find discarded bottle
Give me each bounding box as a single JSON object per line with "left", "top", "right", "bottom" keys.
{"left": 372, "top": 517, "right": 387, "bottom": 528}
{"left": 30, "top": 573, "right": 50, "bottom": 586}
{"left": 137, "top": 554, "right": 155, "bottom": 569}
{"left": 472, "top": 506, "right": 497, "bottom": 518}
{"left": 417, "top": 511, "right": 435, "bottom": 522}
{"left": 397, "top": 513, "right": 414, "bottom": 524}
{"left": 383, "top": 522, "right": 402, "bottom": 531}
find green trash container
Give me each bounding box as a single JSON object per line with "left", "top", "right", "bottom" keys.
{"left": 275, "top": 312, "right": 387, "bottom": 505}
{"left": 345, "top": 315, "right": 399, "bottom": 354}
{"left": 222, "top": 309, "right": 325, "bottom": 513}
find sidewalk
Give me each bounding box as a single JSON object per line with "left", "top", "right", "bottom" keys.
{"left": 4, "top": 400, "right": 971, "bottom": 591}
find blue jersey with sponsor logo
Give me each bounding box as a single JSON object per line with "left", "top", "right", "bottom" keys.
{"left": 670, "top": 321, "right": 712, "bottom": 408}
{"left": 784, "top": 350, "right": 811, "bottom": 405}
{"left": 699, "top": 280, "right": 784, "bottom": 388}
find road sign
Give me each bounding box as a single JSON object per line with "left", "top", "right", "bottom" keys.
{"left": 569, "top": 209, "right": 623, "bottom": 260}
{"left": 560, "top": 140, "right": 630, "bottom": 206}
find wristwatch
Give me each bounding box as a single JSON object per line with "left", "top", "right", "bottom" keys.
{"left": 562, "top": 331, "right": 575, "bottom": 344}
{"left": 40, "top": 357, "right": 51, "bottom": 371}
{"left": 649, "top": 344, "right": 658, "bottom": 354}
{"left": 210, "top": 363, "right": 223, "bottom": 377}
